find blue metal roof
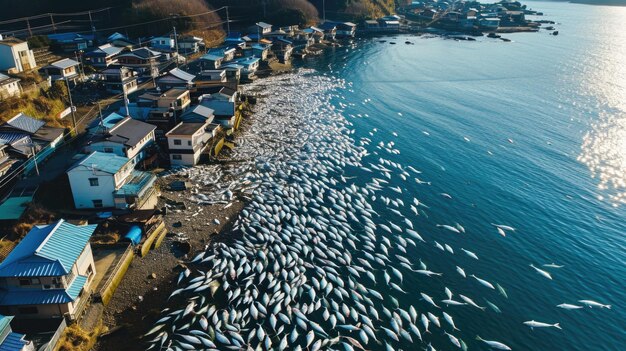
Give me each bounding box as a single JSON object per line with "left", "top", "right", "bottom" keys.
{"left": 0, "top": 332, "right": 28, "bottom": 351}
{"left": 3, "top": 113, "right": 45, "bottom": 134}
{"left": 114, "top": 170, "right": 156, "bottom": 197}
{"left": 70, "top": 151, "right": 130, "bottom": 175}
{"left": 66, "top": 275, "right": 87, "bottom": 300}
{"left": 0, "top": 314, "right": 12, "bottom": 336}
{"left": 0, "top": 220, "right": 96, "bottom": 278}
{"left": 0, "top": 288, "right": 72, "bottom": 305}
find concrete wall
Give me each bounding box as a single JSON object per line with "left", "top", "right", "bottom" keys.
{"left": 67, "top": 168, "right": 116, "bottom": 208}
{"left": 169, "top": 152, "right": 199, "bottom": 166}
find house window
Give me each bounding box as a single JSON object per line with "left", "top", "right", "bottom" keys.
{"left": 18, "top": 306, "right": 38, "bottom": 315}
{"left": 92, "top": 199, "right": 103, "bottom": 208}
{"left": 87, "top": 265, "right": 94, "bottom": 277}
{"left": 103, "top": 147, "right": 114, "bottom": 153}
{"left": 187, "top": 140, "right": 192, "bottom": 146}
{"left": 174, "top": 139, "right": 181, "bottom": 145}
{"left": 89, "top": 178, "right": 99, "bottom": 186}
{"left": 172, "top": 154, "right": 182, "bottom": 160}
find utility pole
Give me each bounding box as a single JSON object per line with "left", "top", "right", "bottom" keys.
{"left": 173, "top": 25, "right": 179, "bottom": 68}
{"left": 65, "top": 77, "right": 77, "bottom": 132}
{"left": 26, "top": 19, "right": 32, "bottom": 37}
{"left": 123, "top": 90, "right": 130, "bottom": 117}
{"left": 226, "top": 6, "right": 231, "bottom": 37}
{"left": 50, "top": 14, "right": 56, "bottom": 33}
{"left": 30, "top": 146, "right": 39, "bottom": 176}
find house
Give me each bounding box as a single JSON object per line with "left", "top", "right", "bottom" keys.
{"left": 232, "top": 57, "right": 260, "bottom": 79}
{"left": 0, "top": 73, "right": 21, "bottom": 99}
{"left": 0, "top": 145, "right": 17, "bottom": 179}
{"left": 319, "top": 22, "right": 337, "bottom": 40}
{"left": 0, "top": 220, "right": 96, "bottom": 320}
{"left": 0, "top": 314, "right": 33, "bottom": 350}
{"left": 166, "top": 122, "right": 213, "bottom": 166}
{"left": 100, "top": 66, "right": 138, "bottom": 94}
{"left": 107, "top": 32, "right": 136, "bottom": 48}
{"left": 378, "top": 18, "right": 401, "bottom": 31}
{"left": 0, "top": 113, "right": 64, "bottom": 173}
{"left": 271, "top": 38, "right": 293, "bottom": 62}
{"left": 84, "top": 117, "right": 155, "bottom": 163}
{"left": 83, "top": 44, "right": 125, "bottom": 68}
{"left": 116, "top": 47, "right": 162, "bottom": 77}
{"left": 249, "top": 22, "right": 273, "bottom": 36}
{"left": 199, "top": 53, "right": 223, "bottom": 70}
{"left": 180, "top": 105, "right": 215, "bottom": 124}
{"left": 156, "top": 68, "right": 195, "bottom": 91}
{"left": 0, "top": 38, "right": 36, "bottom": 74}
{"left": 248, "top": 44, "right": 270, "bottom": 61}
{"left": 130, "top": 88, "right": 191, "bottom": 130}
{"left": 200, "top": 99, "right": 236, "bottom": 128}
{"left": 178, "top": 36, "right": 204, "bottom": 54}
{"left": 479, "top": 17, "right": 500, "bottom": 30}
{"left": 335, "top": 22, "right": 357, "bottom": 38}
{"left": 303, "top": 27, "right": 324, "bottom": 43}
{"left": 47, "top": 33, "right": 93, "bottom": 52}
{"left": 67, "top": 151, "right": 158, "bottom": 209}
{"left": 222, "top": 64, "right": 242, "bottom": 83}
{"left": 195, "top": 70, "right": 227, "bottom": 84}
{"left": 40, "top": 58, "right": 80, "bottom": 84}
{"left": 207, "top": 47, "right": 236, "bottom": 62}
{"left": 199, "top": 86, "right": 238, "bottom": 103}
{"left": 150, "top": 36, "right": 175, "bottom": 51}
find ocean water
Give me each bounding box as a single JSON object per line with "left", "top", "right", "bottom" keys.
{"left": 152, "top": 2, "right": 625, "bottom": 350}
{"left": 302, "top": 1, "right": 625, "bottom": 349}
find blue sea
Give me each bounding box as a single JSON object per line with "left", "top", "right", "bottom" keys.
{"left": 301, "top": 1, "right": 625, "bottom": 350}
{"left": 151, "top": 2, "right": 625, "bottom": 351}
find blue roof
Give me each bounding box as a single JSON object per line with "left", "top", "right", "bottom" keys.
{"left": 3, "top": 113, "right": 45, "bottom": 134}
{"left": 0, "top": 220, "right": 96, "bottom": 277}
{"left": 66, "top": 275, "right": 88, "bottom": 300}
{"left": 47, "top": 33, "right": 93, "bottom": 43}
{"left": 0, "top": 288, "right": 72, "bottom": 305}
{"left": 0, "top": 332, "right": 28, "bottom": 351}
{"left": 70, "top": 151, "right": 130, "bottom": 175}
{"left": 114, "top": 170, "right": 156, "bottom": 197}
{"left": 88, "top": 112, "right": 125, "bottom": 133}
{"left": 0, "top": 315, "right": 12, "bottom": 335}
{"left": 234, "top": 56, "right": 260, "bottom": 67}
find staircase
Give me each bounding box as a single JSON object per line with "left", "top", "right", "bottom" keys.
{"left": 32, "top": 47, "right": 63, "bottom": 68}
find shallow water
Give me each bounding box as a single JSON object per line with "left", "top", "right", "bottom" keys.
{"left": 152, "top": 2, "right": 625, "bottom": 350}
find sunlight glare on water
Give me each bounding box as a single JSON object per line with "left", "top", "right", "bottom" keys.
{"left": 577, "top": 5, "right": 626, "bottom": 206}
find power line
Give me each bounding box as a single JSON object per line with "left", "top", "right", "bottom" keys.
{"left": 0, "top": 7, "right": 113, "bottom": 25}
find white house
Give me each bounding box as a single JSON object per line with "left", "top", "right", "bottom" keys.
{"left": 150, "top": 36, "right": 175, "bottom": 51}
{"left": 67, "top": 151, "right": 157, "bottom": 209}
{"left": 0, "top": 37, "right": 36, "bottom": 74}
{"left": 0, "top": 220, "right": 96, "bottom": 320}
{"left": 40, "top": 58, "right": 80, "bottom": 84}
{"left": 0, "top": 73, "right": 21, "bottom": 99}
{"left": 84, "top": 117, "right": 155, "bottom": 163}
{"left": 166, "top": 122, "right": 212, "bottom": 166}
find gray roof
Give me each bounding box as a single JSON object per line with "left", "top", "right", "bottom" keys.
{"left": 166, "top": 122, "right": 207, "bottom": 136}
{"left": 181, "top": 105, "right": 215, "bottom": 122}
{"left": 107, "top": 117, "right": 156, "bottom": 147}
{"left": 48, "top": 58, "right": 79, "bottom": 69}
{"left": 2, "top": 113, "right": 45, "bottom": 134}
{"left": 167, "top": 68, "right": 196, "bottom": 82}
{"left": 256, "top": 22, "right": 273, "bottom": 29}
{"left": 87, "top": 44, "right": 124, "bottom": 57}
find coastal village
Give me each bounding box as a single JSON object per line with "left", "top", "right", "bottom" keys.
{"left": 0, "top": 1, "right": 552, "bottom": 350}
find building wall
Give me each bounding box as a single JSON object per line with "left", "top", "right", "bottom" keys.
{"left": 169, "top": 152, "right": 199, "bottom": 166}
{"left": 1, "top": 303, "right": 70, "bottom": 319}
{"left": 85, "top": 142, "right": 126, "bottom": 158}
{"left": 67, "top": 167, "right": 116, "bottom": 208}
{"left": 0, "top": 81, "right": 21, "bottom": 98}
{"left": 0, "top": 44, "right": 17, "bottom": 72}
{"left": 125, "top": 131, "right": 155, "bottom": 160}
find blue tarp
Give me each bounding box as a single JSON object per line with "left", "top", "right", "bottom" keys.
{"left": 124, "top": 226, "right": 142, "bottom": 245}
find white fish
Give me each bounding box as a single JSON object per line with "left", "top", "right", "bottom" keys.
{"left": 524, "top": 320, "right": 562, "bottom": 330}
{"left": 530, "top": 264, "right": 553, "bottom": 280}
{"left": 491, "top": 223, "right": 515, "bottom": 231}
{"left": 476, "top": 335, "right": 512, "bottom": 350}
{"left": 461, "top": 248, "right": 479, "bottom": 260}
{"left": 421, "top": 293, "right": 440, "bottom": 308}
{"left": 456, "top": 266, "right": 467, "bottom": 278}
{"left": 471, "top": 274, "right": 495, "bottom": 289}
{"left": 578, "top": 300, "right": 611, "bottom": 309}
{"left": 543, "top": 263, "right": 564, "bottom": 268}
{"left": 557, "top": 303, "right": 583, "bottom": 310}
{"left": 437, "top": 224, "right": 461, "bottom": 234}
